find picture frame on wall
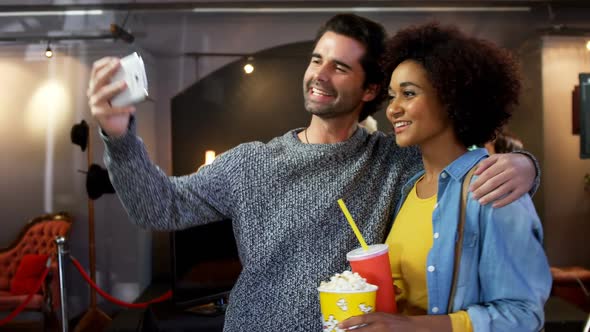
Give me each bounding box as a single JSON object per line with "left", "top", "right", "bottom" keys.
{"left": 573, "top": 85, "right": 580, "bottom": 135}
{"left": 580, "top": 73, "right": 590, "bottom": 159}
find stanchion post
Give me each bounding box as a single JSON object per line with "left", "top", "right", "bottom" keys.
{"left": 55, "top": 236, "right": 69, "bottom": 332}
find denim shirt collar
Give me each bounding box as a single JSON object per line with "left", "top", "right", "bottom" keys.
{"left": 442, "top": 148, "right": 488, "bottom": 181}
{"left": 398, "top": 148, "right": 489, "bottom": 207}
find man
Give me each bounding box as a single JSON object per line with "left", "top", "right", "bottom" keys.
{"left": 88, "top": 14, "right": 537, "bottom": 331}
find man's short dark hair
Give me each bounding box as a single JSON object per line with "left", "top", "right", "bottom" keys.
{"left": 315, "top": 14, "right": 387, "bottom": 121}
{"left": 494, "top": 130, "right": 524, "bottom": 153}
{"left": 382, "top": 22, "right": 521, "bottom": 147}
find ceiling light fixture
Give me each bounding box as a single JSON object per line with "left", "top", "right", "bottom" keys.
{"left": 45, "top": 41, "right": 53, "bottom": 58}
{"left": 243, "top": 63, "right": 254, "bottom": 74}
{"left": 0, "top": 9, "right": 103, "bottom": 17}
{"left": 243, "top": 57, "right": 254, "bottom": 74}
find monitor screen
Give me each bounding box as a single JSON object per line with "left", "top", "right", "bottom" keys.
{"left": 580, "top": 73, "right": 590, "bottom": 159}
{"left": 170, "top": 219, "right": 242, "bottom": 308}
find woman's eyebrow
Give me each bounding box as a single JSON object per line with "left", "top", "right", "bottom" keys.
{"left": 400, "top": 81, "right": 422, "bottom": 89}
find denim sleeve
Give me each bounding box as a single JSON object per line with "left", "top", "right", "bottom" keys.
{"left": 466, "top": 196, "right": 552, "bottom": 332}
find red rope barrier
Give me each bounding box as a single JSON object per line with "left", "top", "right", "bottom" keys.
{"left": 70, "top": 256, "right": 172, "bottom": 308}
{"left": 0, "top": 258, "right": 51, "bottom": 327}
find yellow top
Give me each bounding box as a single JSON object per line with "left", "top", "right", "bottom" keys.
{"left": 385, "top": 180, "right": 473, "bottom": 332}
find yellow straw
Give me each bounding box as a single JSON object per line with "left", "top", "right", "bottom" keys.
{"left": 337, "top": 198, "right": 369, "bottom": 251}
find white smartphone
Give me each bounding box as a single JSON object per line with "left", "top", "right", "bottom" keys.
{"left": 110, "top": 52, "right": 148, "bottom": 107}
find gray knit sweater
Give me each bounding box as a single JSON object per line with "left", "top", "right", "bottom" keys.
{"left": 102, "top": 120, "right": 422, "bottom": 331}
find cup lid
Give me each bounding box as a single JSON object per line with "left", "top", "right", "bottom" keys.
{"left": 346, "top": 243, "right": 389, "bottom": 261}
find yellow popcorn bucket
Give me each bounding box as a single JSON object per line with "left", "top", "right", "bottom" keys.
{"left": 318, "top": 285, "right": 378, "bottom": 331}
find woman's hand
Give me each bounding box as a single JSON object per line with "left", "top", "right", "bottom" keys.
{"left": 338, "top": 313, "right": 451, "bottom": 332}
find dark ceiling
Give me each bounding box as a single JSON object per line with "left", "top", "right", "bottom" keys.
{"left": 1, "top": 0, "right": 589, "bottom": 53}
{"left": 2, "top": 1, "right": 590, "bottom": 11}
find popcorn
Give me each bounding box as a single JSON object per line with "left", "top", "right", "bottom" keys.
{"left": 318, "top": 270, "right": 375, "bottom": 291}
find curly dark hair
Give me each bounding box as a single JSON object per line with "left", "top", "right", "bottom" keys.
{"left": 316, "top": 14, "right": 388, "bottom": 121}
{"left": 381, "top": 22, "right": 521, "bottom": 147}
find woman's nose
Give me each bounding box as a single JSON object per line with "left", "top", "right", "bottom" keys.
{"left": 387, "top": 101, "right": 403, "bottom": 120}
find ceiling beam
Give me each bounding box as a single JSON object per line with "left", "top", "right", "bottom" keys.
{"left": 0, "top": 1, "right": 589, "bottom": 13}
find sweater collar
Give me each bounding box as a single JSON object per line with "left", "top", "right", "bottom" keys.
{"left": 285, "top": 127, "right": 369, "bottom": 153}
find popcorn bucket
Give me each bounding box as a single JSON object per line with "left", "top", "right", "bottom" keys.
{"left": 318, "top": 285, "right": 377, "bottom": 332}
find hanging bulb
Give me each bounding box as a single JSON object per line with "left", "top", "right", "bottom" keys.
{"left": 45, "top": 41, "right": 53, "bottom": 58}
{"left": 243, "top": 56, "right": 254, "bottom": 74}
{"left": 243, "top": 63, "right": 254, "bottom": 74}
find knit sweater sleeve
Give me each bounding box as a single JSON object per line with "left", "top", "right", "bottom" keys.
{"left": 512, "top": 149, "right": 541, "bottom": 197}
{"left": 101, "top": 118, "right": 239, "bottom": 231}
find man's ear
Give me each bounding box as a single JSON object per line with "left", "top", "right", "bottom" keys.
{"left": 362, "top": 84, "right": 379, "bottom": 102}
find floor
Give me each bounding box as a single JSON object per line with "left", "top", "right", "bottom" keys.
{"left": 3, "top": 286, "right": 587, "bottom": 332}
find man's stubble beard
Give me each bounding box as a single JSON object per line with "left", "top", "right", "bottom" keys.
{"left": 303, "top": 99, "right": 363, "bottom": 120}
{"left": 302, "top": 79, "right": 364, "bottom": 119}
{"left": 304, "top": 100, "right": 338, "bottom": 119}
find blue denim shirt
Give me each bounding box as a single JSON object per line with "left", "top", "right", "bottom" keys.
{"left": 395, "top": 148, "right": 552, "bottom": 332}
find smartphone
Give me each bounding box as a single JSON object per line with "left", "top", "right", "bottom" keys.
{"left": 110, "top": 52, "right": 148, "bottom": 107}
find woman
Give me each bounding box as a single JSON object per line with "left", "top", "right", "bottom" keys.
{"left": 340, "top": 23, "right": 551, "bottom": 332}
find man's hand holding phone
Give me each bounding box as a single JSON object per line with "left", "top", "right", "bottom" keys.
{"left": 87, "top": 53, "right": 148, "bottom": 138}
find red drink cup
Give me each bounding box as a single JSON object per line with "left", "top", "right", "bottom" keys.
{"left": 346, "top": 244, "right": 397, "bottom": 313}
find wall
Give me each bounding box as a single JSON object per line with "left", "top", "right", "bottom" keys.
{"left": 0, "top": 43, "right": 156, "bottom": 318}
{"left": 541, "top": 36, "right": 590, "bottom": 267}
{"left": 513, "top": 39, "right": 545, "bottom": 221}
{"left": 171, "top": 41, "right": 312, "bottom": 175}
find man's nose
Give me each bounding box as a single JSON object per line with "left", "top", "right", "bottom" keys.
{"left": 313, "top": 64, "right": 330, "bottom": 82}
